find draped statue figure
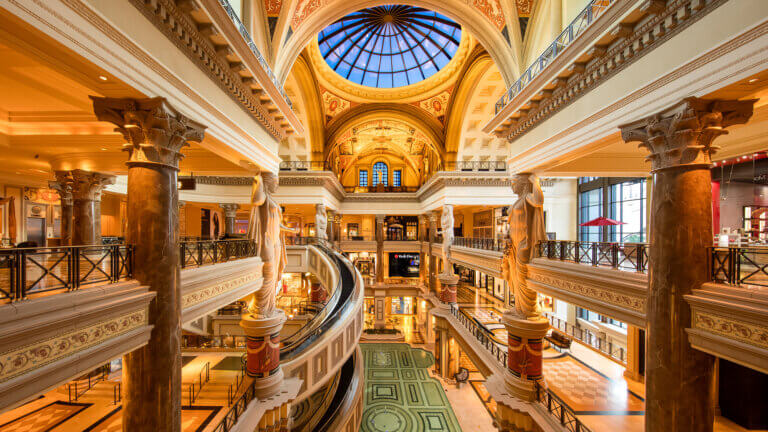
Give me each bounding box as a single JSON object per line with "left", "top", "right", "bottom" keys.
{"left": 247, "top": 172, "right": 288, "bottom": 318}
{"left": 503, "top": 173, "right": 547, "bottom": 318}
{"left": 315, "top": 203, "right": 328, "bottom": 240}
{"left": 441, "top": 204, "right": 454, "bottom": 275}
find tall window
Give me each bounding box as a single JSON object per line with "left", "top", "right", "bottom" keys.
{"left": 393, "top": 170, "right": 401, "bottom": 187}
{"left": 609, "top": 179, "right": 647, "bottom": 242}
{"left": 359, "top": 170, "right": 368, "bottom": 187}
{"left": 373, "top": 162, "right": 388, "bottom": 186}
{"left": 578, "top": 188, "right": 602, "bottom": 242}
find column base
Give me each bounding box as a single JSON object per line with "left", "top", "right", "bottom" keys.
{"left": 502, "top": 312, "right": 549, "bottom": 402}
{"left": 240, "top": 310, "right": 286, "bottom": 399}
{"left": 438, "top": 273, "right": 459, "bottom": 304}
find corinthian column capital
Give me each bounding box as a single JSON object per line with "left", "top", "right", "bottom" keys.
{"left": 49, "top": 171, "right": 74, "bottom": 206}
{"left": 620, "top": 97, "right": 756, "bottom": 172}
{"left": 220, "top": 203, "right": 239, "bottom": 218}
{"left": 90, "top": 96, "right": 206, "bottom": 170}
{"left": 69, "top": 169, "right": 115, "bottom": 202}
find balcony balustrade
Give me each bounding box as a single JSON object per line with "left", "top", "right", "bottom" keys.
{"left": 0, "top": 239, "right": 257, "bottom": 303}
{"left": 454, "top": 236, "right": 506, "bottom": 252}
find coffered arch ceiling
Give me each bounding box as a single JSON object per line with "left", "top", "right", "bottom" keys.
{"left": 272, "top": 0, "right": 522, "bottom": 86}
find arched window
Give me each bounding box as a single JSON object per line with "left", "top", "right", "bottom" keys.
{"left": 372, "top": 162, "right": 388, "bottom": 186}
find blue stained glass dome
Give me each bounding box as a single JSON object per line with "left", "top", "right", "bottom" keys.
{"left": 318, "top": 5, "right": 462, "bottom": 88}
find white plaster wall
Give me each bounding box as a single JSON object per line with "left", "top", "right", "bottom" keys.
{"left": 542, "top": 178, "right": 577, "bottom": 240}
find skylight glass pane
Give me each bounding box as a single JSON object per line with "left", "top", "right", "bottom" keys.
{"left": 317, "top": 5, "right": 461, "bottom": 88}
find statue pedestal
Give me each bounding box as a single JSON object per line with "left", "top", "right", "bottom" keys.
{"left": 502, "top": 311, "right": 549, "bottom": 401}
{"left": 438, "top": 273, "right": 459, "bottom": 304}
{"left": 240, "top": 310, "right": 286, "bottom": 398}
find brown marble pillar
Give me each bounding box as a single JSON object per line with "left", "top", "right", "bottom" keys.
{"left": 375, "top": 214, "right": 385, "bottom": 283}
{"left": 220, "top": 203, "right": 239, "bottom": 236}
{"left": 92, "top": 96, "right": 205, "bottom": 432}
{"left": 309, "top": 282, "right": 327, "bottom": 303}
{"left": 620, "top": 97, "right": 755, "bottom": 432}
{"left": 49, "top": 172, "right": 73, "bottom": 246}
{"left": 69, "top": 170, "right": 115, "bottom": 245}
{"left": 418, "top": 214, "right": 427, "bottom": 284}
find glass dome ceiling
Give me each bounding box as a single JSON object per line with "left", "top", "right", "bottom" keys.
{"left": 318, "top": 5, "right": 461, "bottom": 88}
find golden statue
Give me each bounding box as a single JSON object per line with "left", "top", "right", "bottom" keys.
{"left": 503, "top": 173, "right": 547, "bottom": 318}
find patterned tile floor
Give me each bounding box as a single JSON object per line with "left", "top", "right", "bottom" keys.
{"left": 0, "top": 401, "right": 90, "bottom": 432}
{"left": 360, "top": 343, "right": 462, "bottom": 432}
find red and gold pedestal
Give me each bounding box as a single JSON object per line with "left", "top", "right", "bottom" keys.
{"left": 310, "top": 282, "right": 327, "bottom": 303}
{"left": 502, "top": 311, "right": 549, "bottom": 401}
{"left": 438, "top": 273, "right": 458, "bottom": 304}
{"left": 240, "top": 310, "right": 286, "bottom": 398}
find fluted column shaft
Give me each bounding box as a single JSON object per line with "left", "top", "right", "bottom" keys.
{"left": 220, "top": 203, "right": 239, "bottom": 236}
{"left": 620, "top": 97, "right": 755, "bottom": 432}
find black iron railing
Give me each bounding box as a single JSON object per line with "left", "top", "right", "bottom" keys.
{"left": 454, "top": 237, "right": 505, "bottom": 252}
{"left": 538, "top": 240, "right": 648, "bottom": 272}
{"left": 180, "top": 239, "right": 257, "bottom": 268}
{"left": 182, "top": 335, "right": 248, "bottom": 350}
{"left": 535, "top": 381, "right": 594, "bottom": 432}
{"left": 1, "top": 239, "right": 257, "bottom": 303}
{"left": 449, "top": 304, "right": 507, "bottom": 367}
{"left": 186, "top": 361, "right": 210, "bottom": 407}
{"left": 0, "top": 244, "right": 133, "bottom": 302}
{"left": 710, "top": 246, "right": 768, "bottom": 288}
{"left": 67, "top": 368, "right": 109, "bottom": 403}
{"left": 213, "top": 376, "right": 260, "bottom": 432}
{"left": 547, "top": 315, "right": 626, "bottom": 364}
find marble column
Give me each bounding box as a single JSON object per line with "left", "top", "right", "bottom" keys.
{"left": 502, "top": 314, "right": 548, "bottom": 401}
{"left": 375, "top": 214, "right": 385, "bottom": 283}
{"left": 373, "top": 291, "right": 386, "bottom": 329}
{"left": 92, "top": 96, "right": 206, "bottom": 432}
{"left": 220, "top": 203, "right": 239, "bottom": 236}
{"left": 620, "top": 97, "right": 755, "bottom": 432}
{"left": 49, "top": 172, "right": 73, "bottom": 246}
{"left": 418, "top": 214, "right": 427, "bottom": 285}
{"left": 69, "top": 169, "right": 115, "bottom": 245}
{"left": 241, "top": 312, "right": 285, "bottom": 397}
{"left": 428, "top": 211, "right": 438, "bottom": 293}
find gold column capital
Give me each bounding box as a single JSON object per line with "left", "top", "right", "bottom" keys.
{"left": 620, "top": 97, "right": 756, "bottom": 172}
{"left": 90, "top": 96, "right": 206, "bottom": 170}
{"left": 67, "top": 169, "right": 115, "bottom": 202}
{"left": 48, "top": 171, "right": 74, "bottom": 206}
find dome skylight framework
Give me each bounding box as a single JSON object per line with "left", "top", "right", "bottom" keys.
{"left": 318, "top": 5, "right": 461, "bottom": 88}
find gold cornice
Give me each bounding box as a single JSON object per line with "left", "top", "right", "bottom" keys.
{"left": 306, "top": 31, "right": 474, "bottom": 103}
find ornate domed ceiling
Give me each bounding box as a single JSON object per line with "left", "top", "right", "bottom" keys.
{"left": 318, "top": 5, "right": 461, "bottom": 88}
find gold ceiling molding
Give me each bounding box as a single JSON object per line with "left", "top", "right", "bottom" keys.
{"left": 305, "top": 32, "right": 474, "bottom": 103}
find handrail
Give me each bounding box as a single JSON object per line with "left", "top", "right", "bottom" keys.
{"left": 538, "top": 240, "right": 648, "bottom": 272}
{"left": 454, "top": 237, "right": 506, "bottom": 252}
{"left": 0, "top": 239, "right": 257, "bottom": 303}
{"left": 449, "top": 304, "right": 508, "bottom": 367}
{"left": 186, "top": 361, "right": 210, "bottom": 407}
{"left": 494, "top": 0, "right": 617, "bottom": 115}
{"left": 67, "top": 368, "right": 108, "bottom": 403}
{"left": 217, "top": 0, "right": 291, "bottom": 108}
{"left": 710, "top": 246, "right": 768, "bottom": 288}
{"left": 535, "top": 381, "right": 594, "bottom": 432}
{"left": 280, "top": 238, "right": 355, "bottom": 361}
{"left": 546, "top": 314, "right": 626, "bottom": 364}
{"left": 313, "top": 353, "right": 358, "bottom": 432}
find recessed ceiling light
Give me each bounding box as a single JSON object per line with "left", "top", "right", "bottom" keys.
{"left": 101, "top": 148, "right": 108, "bottom": 151}
{"left": 748, "top": 78, "right": 759, "bottom": 83}
{"left": 98, "top": 75, "right": 108, "bottom": 81}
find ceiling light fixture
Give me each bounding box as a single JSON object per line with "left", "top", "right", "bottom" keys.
{"left": 98, "top": 75, "right": 108, "bottom": 81}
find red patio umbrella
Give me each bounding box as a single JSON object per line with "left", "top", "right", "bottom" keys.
{"left": 579, "top": 216, "right": 626, "bottom": 226}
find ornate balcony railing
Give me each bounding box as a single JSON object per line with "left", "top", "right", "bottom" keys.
{"left": 0, "top": 239, "right": 257, "bottom": 303}
{"left": 454, "top": 237, "right": 506, "bottom": 252}
{"left": 535, "top": 381, "right": 594, "bottom": 432}
{"left": 218, "top": 0, "right": 291, "bottom": 108}
{"left": 344, "top": 185, "right": 419, "bottom": 193}
{"left": 445, "top": 161, "right": 507, "bottom": 172}
{"left": 538, "top": 240, "right": 648, "bottom": 272}
{"left": 449, "top": 304, "right": 507, "bottom": 367}
{"left": 279, "top": 160, "right": 331, "bottom": 171}
{"left": 494, "top": 0, "right": 616, "bottom": 114}
{"left": 711, "top": 246, "right": 768, "bottom": 288}
{"left": 546, "top": 314, "right": 626, "bottom": 364}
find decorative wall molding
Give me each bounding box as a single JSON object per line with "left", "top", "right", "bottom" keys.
{"left": 498, "top": 0, "right": 729, "bottom": 141}
{"left": 527, "top": 258, "right": 647, "bottom": 327}
{"left": 0, "top": 309, "right": 147, "bottom": 383}
{"left": 182, "top": 271, "right": 262, "bottom": 309}
{"left": 692, "top": 311, "right": 768, "bottom": 349}
{"left": 196, "top": 176, "right": 254, "bottom": 186}
{"left": 128, "top": 0, "right": 288, "bottom": 139}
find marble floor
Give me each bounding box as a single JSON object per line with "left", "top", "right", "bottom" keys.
{"left": 360, "top": 343, "right": 463, "bottom": 432}
{"left": 0, "top": 353, "right": 243, "bottom": 432}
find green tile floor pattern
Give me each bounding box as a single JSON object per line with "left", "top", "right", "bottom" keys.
{"left": 361, "top": 343, "right": 463, "bottom": 432}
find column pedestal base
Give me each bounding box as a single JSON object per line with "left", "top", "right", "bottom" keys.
{"left": 240, "top": 310, "right": 286, "bottom": 399}
{"left": 438, "top": 273, "right": 459, "bottom": 304}
{"left": 502, "top": 312, "right": 549, "bottom": 402}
